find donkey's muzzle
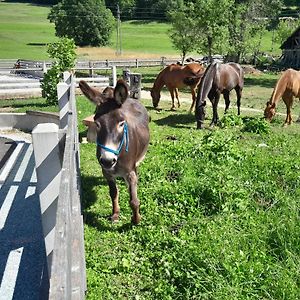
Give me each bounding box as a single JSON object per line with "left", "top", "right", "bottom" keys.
{"left": 100, "top": 157, "right": 117, "bottom": 169}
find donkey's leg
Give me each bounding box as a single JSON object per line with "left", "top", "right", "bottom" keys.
{"left": 126, "top": 170, "right": 141, "bottom": 224}
{"left": 189, "top": 87, "right": 196, "bottom": 112}
{"left": 175, "top": 88, "right": 180, "bottom": 108}
{"left": 223, "top": 90, "right": 230, "bottom": 114}
{"left": 107, "top": 179, "right": 120, "bottom": 222}
{"left": 235, "top": 87, "right": 242, "bottom": 115}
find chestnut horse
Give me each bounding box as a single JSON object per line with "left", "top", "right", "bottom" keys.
{"left": 79, "top": 80, "right": 150, "bottom": 224}
{"left": 195, "top": 62, "right": 244, "bottom": 129}
{"left": 264, "top": 68, "right": 300, "bottom": 125}
{"left": 151, "top": 62, "right": 205, "bottom": 111}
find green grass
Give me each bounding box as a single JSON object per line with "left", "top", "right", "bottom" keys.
{"left": 1, "top": 72, "right": 300, "bottom": 299}
{"left": 80, "top": 99, "right": 300, "bottom": 299}
{"left": 0, "top": 2, "right": 282, "bottom": 60}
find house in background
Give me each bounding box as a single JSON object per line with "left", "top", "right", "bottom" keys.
{"left": 280, "top": 26, "right": 300, "bottom": 69}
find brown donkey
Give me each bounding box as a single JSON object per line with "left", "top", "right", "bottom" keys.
{"left": 79, "top": 80, "right": 150, "bottom": 224}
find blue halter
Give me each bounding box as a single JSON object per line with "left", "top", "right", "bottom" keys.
{"left": 97, "top": 122, "right": 129, "bottom": 156}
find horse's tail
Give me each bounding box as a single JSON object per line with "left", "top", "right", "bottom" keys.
{"left": 196, "top": 62, "right": 218, "bottom": 107}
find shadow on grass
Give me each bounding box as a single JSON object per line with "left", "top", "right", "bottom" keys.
{"left": 153, "top": 112, "right": 195, "bottom": 129}
{"left": 244, "top": 77, "right": 277, "bottom": 89}
{"left": 84, "top": 210, "right": 133, "bottom": 233}
{"left": 81, "top": 174, "right": 134, "bottom": 232}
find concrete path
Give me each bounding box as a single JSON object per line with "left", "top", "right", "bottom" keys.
{"left": 0, "top": 133, "right": 48, "bottom": 300}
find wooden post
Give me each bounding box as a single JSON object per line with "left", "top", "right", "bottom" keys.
{"left": 57, "top": 82, "right": 70, "bottom": 131}
{"left": 32, "top": 123, "right": 62, "bottom": 278}
{"left": 111, "top": 66, "right": 117, "bottom": 87}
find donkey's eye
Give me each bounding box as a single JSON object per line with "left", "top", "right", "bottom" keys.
{"left": 119, "top": 121, "right": 125, "bottom": 128}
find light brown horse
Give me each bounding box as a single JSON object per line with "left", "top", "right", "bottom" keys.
{"left": 264, "top": 68, "right": 300, "bottom": 125}
{"left": 79, "top": 80, "right": 150, "bottom": 224}
{"left": 195, "top": 62, "right": 244, "bottom": 129}
{"left": 151, "top": 62, "right": 205, "bottom": 111}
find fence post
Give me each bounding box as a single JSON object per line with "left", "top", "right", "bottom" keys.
{"left": 32, "top": 123, "right": 62, "bottom": 278}
{"left": 111, "top": 66, "right": 117, "bottom": 87}
{"left": 57, "top": 82, "right": 70, "bottom": 130}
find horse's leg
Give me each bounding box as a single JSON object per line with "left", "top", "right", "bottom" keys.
{"left": 223, "top": 90, "right": 230, "bottom": 114}
{"left": 107, "top": 178, "right": 120, "bottom": 222}
{"left": 126, "top": 170, "right": 141, "bottom": 224}
{"left": 169, "top": 88, "right": 176, "bottom": 110}
{"left": 282, "top": 93, "right": 293, "bottom": 125}
{"left": 235, "top": 87, "right": 242, "bottom": 115}
{"left": 189, "top": 87, "right": 196, "bottom": 113}
{"left": 211, "top": 92, "right": 220, "bottom": 127}
{"left": 175, "top": 88, "right": 180, "bottom": 108}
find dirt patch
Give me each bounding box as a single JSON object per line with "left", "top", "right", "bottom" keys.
{"left": 242, "top": 65, "right": 262, "bottom": 75}
{"left": 76, "top": 47, "right": 177, "bottom": 60}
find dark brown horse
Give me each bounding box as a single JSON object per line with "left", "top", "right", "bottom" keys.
{"left": 79, "top": 80, "right": 150, "bottom": 224}
{"left": 195, "top": 62, "right": 244, "bottom": 129}
{"left": 264, "top": 68, "right": 300, "bottom": 125}
{"left": 151, "top": 62, "right": 205, "bottom": 111}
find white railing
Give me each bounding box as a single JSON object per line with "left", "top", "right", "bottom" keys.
{"left": 32, "top": 72, "right": 86, "bottom": 299}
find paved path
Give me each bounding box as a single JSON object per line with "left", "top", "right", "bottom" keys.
{"left": 0, "top": 134, "right": 48, "bottom": 300}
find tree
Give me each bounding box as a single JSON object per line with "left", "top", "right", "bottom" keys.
{"left": 191, "top": 0, "right": 234, "bottom": 60}
{"left": 168, "top": 6, "right": 197, "bottom": 63}
{"left": 48, "top": 0, "right": 115, "bottom": 47}
{"left": 275, "top": 18, "right": 300, "bottom": 45}
{"left": 227, "top": 0, "right": 283, "bottom": 62}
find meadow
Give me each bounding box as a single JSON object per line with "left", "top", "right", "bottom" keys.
{"left": 2, "top": 69, "right": 300, "bottom": 298}
{"left": 0, "top": 2, "right": 282, "bottom": 60}
{"left": 1, "top": 2, "right": 300, "bottom": 298}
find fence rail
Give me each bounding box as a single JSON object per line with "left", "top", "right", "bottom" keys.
{"left": 0, "top": 57, "right": 180, "bottom": 76}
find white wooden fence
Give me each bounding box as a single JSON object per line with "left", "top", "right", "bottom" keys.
{"left": 32, "top": 72, "right": 86, "bottom": 299}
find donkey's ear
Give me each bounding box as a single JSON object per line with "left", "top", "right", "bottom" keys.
{"left": 114, "top": 80, "right": 129, "bottom": 106}
{"left": 79, "top": 80, "right": 104, "bottom": 105}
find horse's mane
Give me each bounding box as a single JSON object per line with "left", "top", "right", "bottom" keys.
{"left": 196, "top": 62, "right": 219, "bottom": 107}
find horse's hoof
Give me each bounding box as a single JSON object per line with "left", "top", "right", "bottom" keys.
{"left": 171, "top": 107, "right": 176, "bottom": 111}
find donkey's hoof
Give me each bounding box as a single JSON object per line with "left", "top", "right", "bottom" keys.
{"left": 110, "top": 214, "right": 119, "bottom": 223}
{"left": 131, "top": 215, "right": 141, "bottom": 225}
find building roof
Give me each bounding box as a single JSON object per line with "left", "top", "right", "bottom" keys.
{"left": 280, "top": 26, "right": 300, "bottom": 49}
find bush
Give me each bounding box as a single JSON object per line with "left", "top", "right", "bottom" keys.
{"left": 218, "top": 113, "right": 243, "bottom": 128}
{"left": 242, "top": 117, "right": 270, "bottom": 134}
{"left": 41, "top": 37, "right": 76, "bottom": 105}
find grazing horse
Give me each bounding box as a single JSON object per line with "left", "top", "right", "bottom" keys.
{"left": 151, "top": 62, "right": 205, "bottom": 111}
{"left": 195, "top": 62, "right": 244, "bottom": 129}
{"left": 79, "top": 80, "right": 150, "bottom": 224}
{"left": 264, "top": 68, "right": 300, "bottom": 125}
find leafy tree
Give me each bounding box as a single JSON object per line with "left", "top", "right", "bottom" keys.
{"left": 275, "top": 18, "right": 300, "bottom": 45}
{"left": 227, "top": 0, "right": 283, "bottom": 62}
{"left": 168, "top": 5, "right": 197, "bottom": 63}
{"left": 191, "top": 0, "right": 234, "bottom": 59}
{"left": 48, "top": 0, "right": 115, "bottom": 46}
{"left": 41, "top": 37, "right": 77, "bottom": 105}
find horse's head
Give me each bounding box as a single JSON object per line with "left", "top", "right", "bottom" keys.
{"left": 151, "top": 88, "right": 160, "bottom": 108}
{"left": 79, "top": 80, "right": 129, "bottom": 170}
{"left": 264, "top": 101, "right": 276, "bottom": 121}
{"left": 195, "top": 100, "right": 206, "bottom": 129}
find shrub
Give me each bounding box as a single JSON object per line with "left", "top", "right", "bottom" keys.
{"left": 242, "top": 117, "right": 270, "bottom": 134}
{"left": 41, "top": 37, "right": 76, "bottom": 105}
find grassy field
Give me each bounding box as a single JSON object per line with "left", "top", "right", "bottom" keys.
{"left": 2, "top": 70, "right": 299, "bottom": 298}
{"left": 78, "top": 96, "right": 300, "bottom": 299}
{"left": 0, "top": 2, "right": 282, "bottom": 60}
